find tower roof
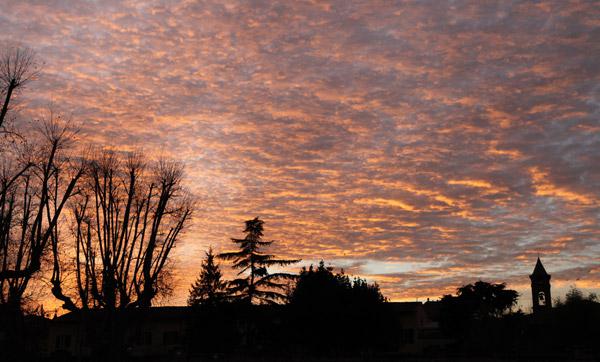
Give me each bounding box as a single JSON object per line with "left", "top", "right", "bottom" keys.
{"left": 531, "top": 257, "right": 549, "bottom": 276}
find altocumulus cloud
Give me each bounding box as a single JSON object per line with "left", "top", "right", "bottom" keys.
{"left": 1, "top": 0, "right": 599, "bottom": 307}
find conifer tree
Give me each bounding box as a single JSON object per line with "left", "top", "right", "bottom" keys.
{"left": 218, "top": 217, "right": 299, "bottom": 304}
{"left": 188, "top": 248, "right": 228, "bottom": 307}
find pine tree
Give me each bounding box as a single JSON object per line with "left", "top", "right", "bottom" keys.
{"left": 218, "top": 217, "right": 299, "bottom": 304}
{"left": 187, "top": 248, "right": 228, "bottom": 307}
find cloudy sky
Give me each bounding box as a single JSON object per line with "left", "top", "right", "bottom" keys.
{"left": 2, "top": 0, "right": 599, "bottom": 309}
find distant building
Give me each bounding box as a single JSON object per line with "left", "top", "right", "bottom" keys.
{"left": 44, "top": 302, "right": 450, "bottom": 358}
{"left": 530, "top": 257, "right": 552, "bottom": 313}
{"left": 386, "top": 301, "right": 452, "bottom": 354}
{"left": 46, "top": 307, "right": 188, "bottom": 359}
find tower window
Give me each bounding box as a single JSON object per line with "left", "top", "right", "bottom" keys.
{"left": 538, "top": 291, "right": 546, "bottom": 306}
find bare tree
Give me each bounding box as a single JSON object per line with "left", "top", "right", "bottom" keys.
{"left": 0, "top": 45, "right": 40, "bottom": 129}
{"left": 51, "top": 150, "right": 193, "bottom": 311}
{"left": 0, "top": 116, "right": 82, "bottom": 312}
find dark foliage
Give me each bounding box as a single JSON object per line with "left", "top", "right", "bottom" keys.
{"left": 437, "top": 281, "right": 519, "bottom": 356}
{"left": 218, "top": 217, "right": 299, "bottom": 304}
{"left": 439, "top": 280, "right": 518, "bottom": 337}
{"left": 521, "top": 287, "right": 600, "bottom": 357}
{"left": 187, "top": 248, "right": 228, "bottom": 307}
{"left": 437, "top": 284, "right": 600, "bottom": 360}
{"left": 290, "top": 260, "right": 385, "bottom": 307}
{"left": 288, "top": 261, "right": 390, "bottom": 355}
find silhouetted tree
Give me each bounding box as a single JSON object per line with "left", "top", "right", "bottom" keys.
{"left": 188, "top": 248, "right": 228, "bottom": 307}
{"left": 441, "top": 280, "right": 518, "bottom": 320}
{"left": 290, "top": 261, "right": 385, "bottom": 306}
{"left": 50, "top": 150, "right": 193, "bottom": 311}
{"left": 560, "top": 286, "right": 597, "bottom": 306}
{"left": 218, "top": 217, "right": 299, "bottom": 304}
{"left": 0, "top": 117, "right": 82, "bottom": 312}
{"left": 0, "top": 45, "right": 40, "bottom": 129}
{"left": 0, "top": 115, "right": 82, "bottom": 362}
{"left": 439, "top": 280, "right": 519, "bottom": 354}
{"left": 289, "top": 261, "right": 388, "bottom": 354}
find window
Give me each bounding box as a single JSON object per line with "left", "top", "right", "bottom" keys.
{"left": 163, "top": 331, "right": 179, "bottom": 345}
{"left": 538, "top": 291, "right": 547, "bottom": 306}
{"left": 132, "top": 328, "right": 153, "bottom": 346}
{"left": 55, "top": 334, "right": 71, "bottom": 350}
{"left": 141, "top": 331, "right": 153, "bottom": 346}
{"left": 400, "top": 329, "right": 415, "bottom": 344}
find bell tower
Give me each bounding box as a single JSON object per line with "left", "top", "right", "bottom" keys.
{"left": 530, "top": 257, "right": 552, "bottom": 313}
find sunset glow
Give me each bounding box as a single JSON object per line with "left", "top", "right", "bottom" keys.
{"left": 2, "top": 0, "right": 599, "bottom": 310}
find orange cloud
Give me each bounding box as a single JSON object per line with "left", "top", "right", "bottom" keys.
{"left": 1, "top": 0, "right": 598, "bottom": 311}
{"left": 529, "top": 167, "right": 594, "bottom": 205}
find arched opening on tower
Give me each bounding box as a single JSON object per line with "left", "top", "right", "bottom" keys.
{"left": 538, "top": 291, "right": 547, "bottom": 306}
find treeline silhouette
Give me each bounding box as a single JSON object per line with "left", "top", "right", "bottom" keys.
{"left": 186, "top": 260, "right": 391, "bottom": 359}
{"left": 184, "top": 217, "right": 390, "bottom": 357}
{"left": 185, "top": 217, "right": 391, "bottom": 357}
{"left": 438, "top": 286, "right": 600, "bottom": 360}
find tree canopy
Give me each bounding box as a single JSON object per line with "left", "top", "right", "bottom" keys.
{"left": 50, "top": 151, "right": 193, "bottom": 311}
{"left": 441, "top": 280, "right": 519, "bottom": 320}
{"left": 218, "top": 217, "right": 299, "bottom": 304}
{"left": 288, "top": 261, "right": 388, "bottom": 355}
{"left": 188, "top": 248, "right": 228, "bottom": 307}
{"left": 289, "top": 260, "right": 385, "bottom": 307}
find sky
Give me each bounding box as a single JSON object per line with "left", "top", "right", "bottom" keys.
{"left": 1, "top": 0, "right": 599, "bottom": 310}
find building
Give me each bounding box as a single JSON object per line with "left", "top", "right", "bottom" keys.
{"left": 46, "top": 307, "right": 188, "bottom": 359}
{"left": 386, "top": 301, "right": 451, "bottom": 354}
{"left": 44, "top": 302, "right": 449, "bottom": 359}
{"left": 529, "top": 257, "right": 552, "bottom": 313}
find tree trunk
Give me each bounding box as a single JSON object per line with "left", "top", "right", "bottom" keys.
{"left": 0, "top": 81, "right": 15, "bottom": 128}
